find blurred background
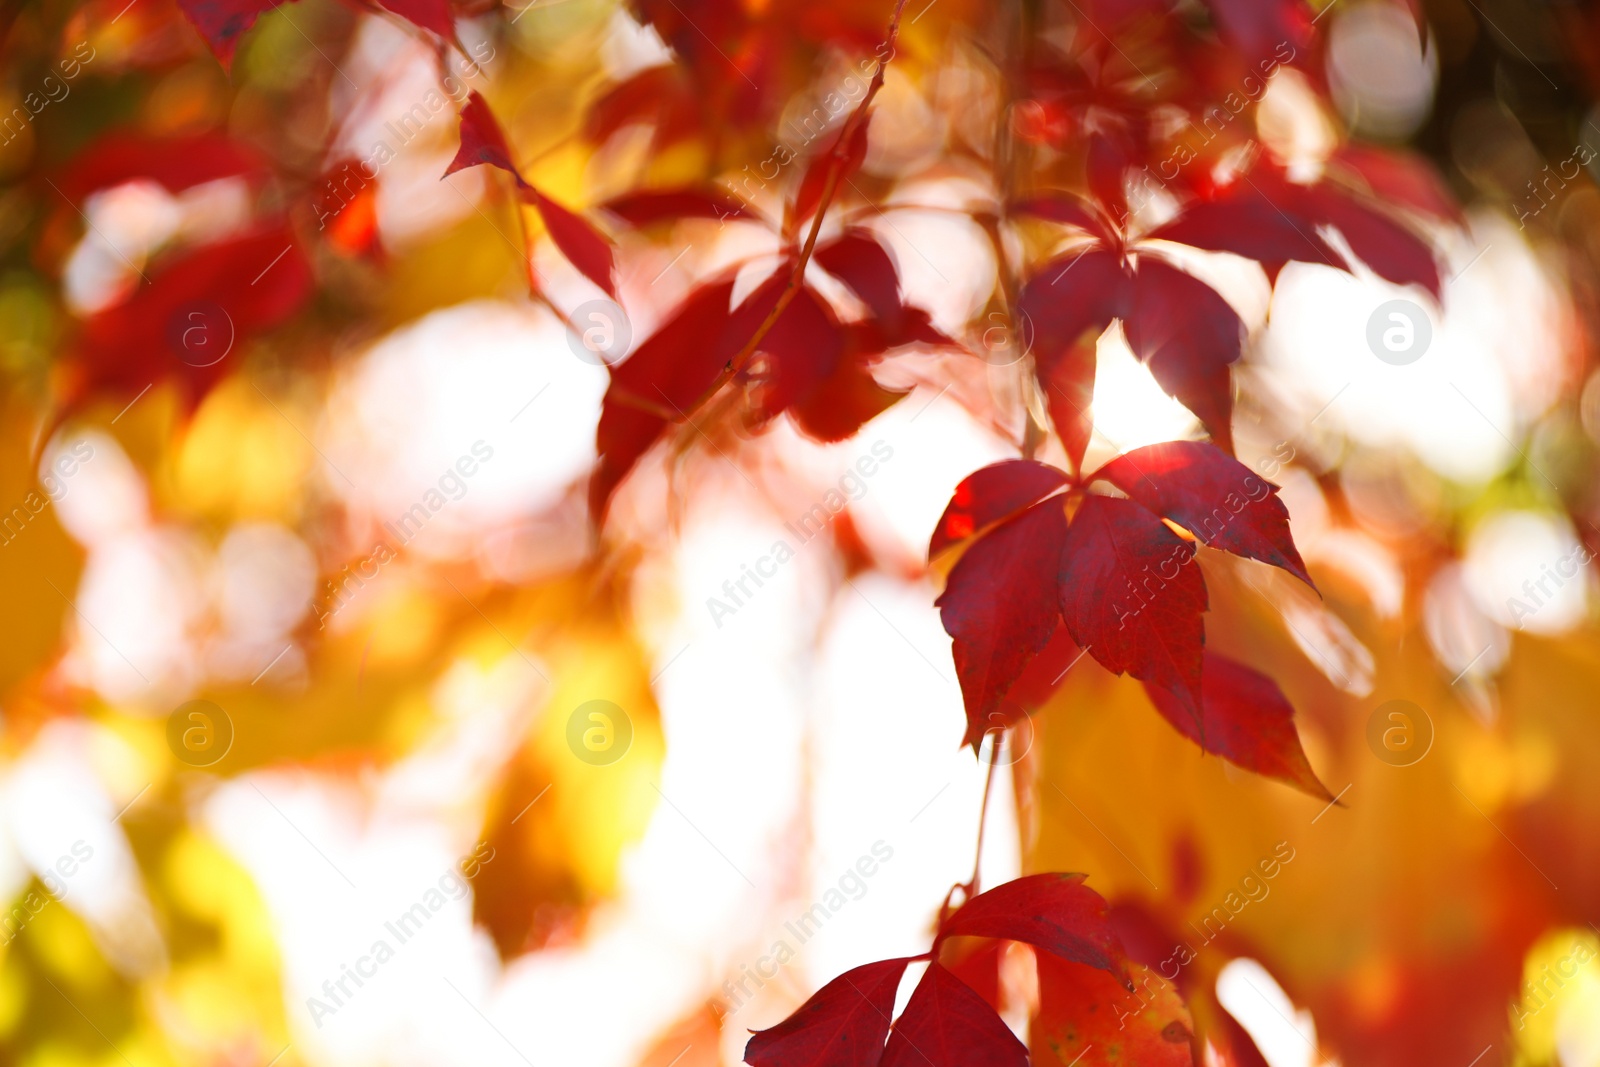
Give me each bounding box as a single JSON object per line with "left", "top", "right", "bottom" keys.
{"left": 1, "top": 0, "right": 1600, "bottom": 1064}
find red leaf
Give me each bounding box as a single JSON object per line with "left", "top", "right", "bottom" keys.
{"left": 1302, "top": 182, "right": 1442, "bottom": 297}
{"left": 1032, "top": 956, "right": 1196, "bottom": 1067}
{"left": 592, "top": 280, "right": 736, "bottom": 520}
{"left": 936, "top": 496, "right": 1069, "bottom": 749}
{"left": 928, "top": 460, "right": 1070, "bottom": 559}
{"left": 374, "top": 0, "right": 455, "bottom": 40}
{"left": 1038, "top": 336, "right": 1097, "bottom": 474}
{"left": 1087, "top": 132, "right": 1132, "bottom": 223}
{"left": 788, "top": 351, "right": 908, "bottom": 442}
{"left": 175, "top": 0, "right": 292, "bottom": 69}
{"left": 744, "top": 957, "right": 911, "bottom": 1067}
{"left": 880, "top": 962, "right": 1027, "bottom": 1067}
{"left": 939, "top": 873, "right": 1131, "bottom": 988}
{"left": 57, "top": 132, "right": 265, "bottom": 201}
{"left": 1199, "top": 0, "right": 1311, "bottom": 68}
{"left": 814, "top": 229, "right": 903, "bottom": 328}
{"left": 598, "top": 187, "right": 751, "bottom": 226}
{"left": 529, "top": 189, "right": 617, "bottom": 297}
{"left": 1058, "top": 495, "right": 1207, "bottom": 724}
{"left": 730, "top": 276, "right": 846, "bottom": 421}
{"left": 1093, "top": 441, "right": 1312, "bottom": 587}
{"left": 1330, "top": 144, "right": 1465, "bottom": 225}
{"left": 1123, "top": 259, "right": 1241, "bottom": 453}
{"left": 1150, "top": 171, "right": 1443, "bottom": 299}
{"left": 1019, "top": 250, "right": 1128, "bottom": 466}
{"left": 1143, "top": 652, "right": 1334, "bottom": 800}
{"left": 444, "top": 92, "right": 529, "bottom": 187}
{"left": 65, "top": 226, "right": 311, "bottom": 410}
{"left": 1146, "top": 199, "right": 1341, "bottom": 271}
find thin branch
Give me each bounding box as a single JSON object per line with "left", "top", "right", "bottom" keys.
{"left": 677, "top": 0, "right": 912, "bottom": 418}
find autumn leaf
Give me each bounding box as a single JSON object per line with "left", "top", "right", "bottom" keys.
{"left": 939, "top": 873, "right": 1132, "bottom": 988}
{"left": 1058, "top": 495, "right": 1208, "bottom": 727}
{"left": 879, "top": 962, "right": 1028, "bottom": 1067}
{"left": 936, "top": 494, "right": 1070, "bottom": 748}
{"left": 928, "top": 460, "right": 1071, "bottom": 559}
{"left": 744, "top": 956, "right": 911, "bottom": 1067}
{"left": 1122, "top": 258, "right": 1243, "bottom": 454}
{"left": 1143, "top": 651, "right": 1335, "bottom": 801}
{"left": 1093, "top": 441, "right": 1312, "bottom": 586}
{"left": 1032, "top": 956, "right": 1196, "bottom": 1067}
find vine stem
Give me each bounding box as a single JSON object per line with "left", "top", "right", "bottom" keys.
{"left": 674, "top": 0, "right": 911, "bottom": 420}
{"left": 967, "top": 728, "right": 1004, "bottom": 896}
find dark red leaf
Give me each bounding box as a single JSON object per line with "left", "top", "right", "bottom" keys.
{"left": 175, "top": 0, "right": 292, "bottom": 69}
{"left": 1123, "top": 258, "right": 1241, "bottom": 453}
{"left": 1087, "top": 132, "right": 1131, "bottom": 223}
{"left": 1330, "top": 144, "right": 1465, "bottom": 225}
{"left": 1032, "top": 955, "right": 1195, "bottom": 1067}
{"left": 374, "top": 0, "right": 455, "bottom": 40}
{"left": 583, "top": 66, "right": 700, "bottom": 152}
{"left": 65, "top": 226, "right": 311, "bottom": 411}
{"left": 529, "top": 189, "right": 617, "bottom": 297}
{"left": 1058, "top": 495, "right": 1207, "bottom": 724}
{"left": 1146, "top": 198, "right": 1340, "bottom": 271}
{"left": 1199, "top": 0, "right": 1310, "bottom": 68}
{"left": 1303, "top": 182, "right": 1442, "bottom": 297}
{"left": 1038, "top": 336, "right": 1097, "bottom": 474}
{"left": 936, "top": 496, "right": 1069, "bottom": 749}
{"left": 938, "top": 873, "right": 1131, "bottom": 988}
{"left": 1093, "top": 441, "right": 1312, "bottom": 587}
{"left": 57, "top": 132, "right": 265, "bottom": 202}
{"left": 598, "top": 187, "right": 751, "bottom": 226}
{"left": 730, "top": 276, "right": 846, "bottom": 420}
{"left": 1150, "top": 171, "right": 1443, "bottom": 299}
{"left": 592, "top": 280, "right": 737, "bottom": 520}
{"left": 928, "top": 460, "right": 1070, "bottom": 558}
{"left": 879, "top": 962, "right": 1027, "bottom": 1067}
{"left": 788, "top": 352, "right": 908, "bottom": 442}
{"left": 814, "top": 229, "right": 902, "bottom": 328}
{"left": 1019, "top": 250, "right": 1128, "bottom": 466}
{"left": 744, "top": 956, "right": 911, "bottom": 1067}
{"left": 444, "top": 92, "right": 529, "bottom": 187}
{"left": 1143, "top": 651, "right": 1334, "bottom": 800}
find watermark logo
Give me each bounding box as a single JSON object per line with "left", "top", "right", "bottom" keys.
{"left": 567, "top": 300, "right": 632, "bottom": 366}
{"left": 167, "top": 699, "right": 234, "bottom": 767}
{"left": 566, "top": 700, "right": 632, "bottom": 765}
{"left": 1365, "top": 699, "right": 1432, "bottom": 766}
{"left": 1365, "top": 299, "right": 1431, "bottom": 366}
{"left": 167, "top": 300, "right": 235, "bottom": 367}
{"left": 979, "top": 307, "right": 1034, "bottom": 367}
